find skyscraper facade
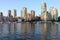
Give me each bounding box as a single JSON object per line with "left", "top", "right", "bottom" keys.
{"left": 50, "top": 7, "right": 58, "bottom": 20}
{"left": 21, "top": 7, "right": 27, "bottom": 19}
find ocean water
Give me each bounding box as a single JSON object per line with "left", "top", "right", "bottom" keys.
{"left": 0, "top": 22, "right": 60, "bottom": 40}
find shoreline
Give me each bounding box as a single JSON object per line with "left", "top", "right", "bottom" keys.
{"left": 0, "top": 21, "right": 59, "bottom": 23}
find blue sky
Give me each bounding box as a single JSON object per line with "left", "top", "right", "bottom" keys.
{"left": 0, "top": 0, "right": 60, "bottom": 16}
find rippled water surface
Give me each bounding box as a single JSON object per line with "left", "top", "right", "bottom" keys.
{"left": 0, "top": 22, "right": 60, "bottom": 40}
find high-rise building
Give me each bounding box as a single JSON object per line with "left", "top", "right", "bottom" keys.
{"left": 8, "top": 10, "right": 11, "bottom": 17}
{"left": 30, "top": 10, "right": 35, "bottom": 17}
{"left": 41, "top": 2, "right": 47, "bottom": 13}
{"left": 0, "top": 12, "right": 3, "bottom": 16}
{"left": 50, "top": 7, "right": 58, "bottom": 20}
{"left": 41, "top": 2, "right": 50, "bottom": 21}
{"left": 14, "top": 9, "right": 17, "bottom": 18}
{"left": 21, "top": 7, "right": 27, "bottom": 19}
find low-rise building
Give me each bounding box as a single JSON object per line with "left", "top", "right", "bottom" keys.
{"left": 24, "top": 13, "right": 32, "bottom": 21}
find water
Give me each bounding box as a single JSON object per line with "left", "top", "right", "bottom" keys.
{"left": 0, "top": 22, "right": 60, "bottom": 40}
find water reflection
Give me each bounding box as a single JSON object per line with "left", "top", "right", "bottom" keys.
{"left": 0, "top": 22, "right": 59, "bottom": 40}
{"left": 21, "top": 22, "right": 35, "bottom": 40}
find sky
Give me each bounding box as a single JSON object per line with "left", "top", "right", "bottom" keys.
{"left": 0, "top": 0, "right": 60, "bottom": 16}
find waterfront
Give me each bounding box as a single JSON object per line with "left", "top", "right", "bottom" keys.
{"left": 0, "top": 22, "right": 60, "bottom": 40}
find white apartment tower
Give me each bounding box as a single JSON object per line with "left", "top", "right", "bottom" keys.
{"left": 50, "top": 7, "right": 58, "bottom": 20}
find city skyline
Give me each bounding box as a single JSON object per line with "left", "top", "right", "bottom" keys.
{"left": 0, "top": 0, "right": 60, "bottom": 16}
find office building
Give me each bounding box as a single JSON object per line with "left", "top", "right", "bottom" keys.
{"left": 8, "top": 10, "right": 11, "bottom": 17}
{"left": 8, "top": 10, "right": 13, "bottom": 18}
{"left": 0, "top": 12, "right": 3, "bottom": 22}
{"left": 14, "top": 9, "right": 17, "bottom": 18}
{"left": 0, "top": 12, "right": 3, "bottom": 16}
{"left": 30, "top": 10, "right": 35, "bottom": 17}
